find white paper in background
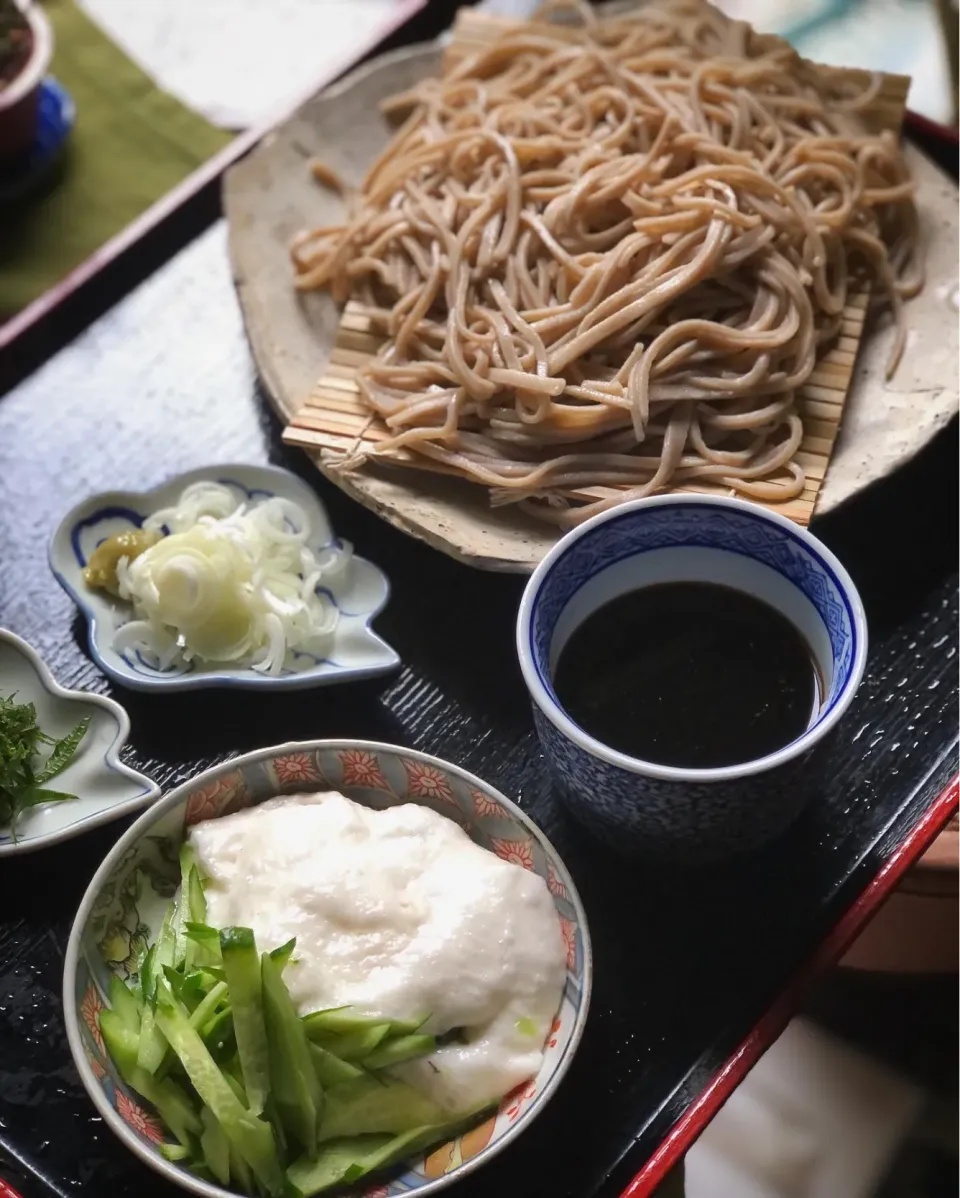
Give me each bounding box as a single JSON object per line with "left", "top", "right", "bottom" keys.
{"left": 684, "top": 1020, "right": 924, "bottom": 1198}
{"left": 476, "top": 0, "right": 540, "bottom": 14}
{"left": 77, "top": 0, "right": 411, "bottom": 129}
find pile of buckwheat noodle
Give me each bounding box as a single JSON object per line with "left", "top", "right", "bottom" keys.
{"left": 290, "top": 0, "right": 921, "bottom": 527}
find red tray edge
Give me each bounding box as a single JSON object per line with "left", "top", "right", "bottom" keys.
{"left": 618, "top": 771, "right": 960, "bottom": 1198}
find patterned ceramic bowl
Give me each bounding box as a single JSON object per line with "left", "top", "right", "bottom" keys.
{"left": 63, "top": 741, "right": 591, "bottom": 1198}
{"left": 49, "top": 463, "right": 399, "bottom": 692}
{"left": 517, "top": 495, "right": 868, "bottom": 862}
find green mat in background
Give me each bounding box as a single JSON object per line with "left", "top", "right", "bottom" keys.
{"left": 0, "top": 0, "right": 232, "bottom": 316}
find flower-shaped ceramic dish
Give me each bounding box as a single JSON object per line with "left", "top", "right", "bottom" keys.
{"left": 0, "top": 629, "right": 160, "bottom": 856}
{"left": 64, "top": 741, "right": 591, "bottom": 1198}
{"left": 50, "top": 464, "right": 399, "bottom": 692}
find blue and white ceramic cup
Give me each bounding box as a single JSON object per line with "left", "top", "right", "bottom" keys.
{"left": 517, "top": 495, "right": 868, "bottom": 862}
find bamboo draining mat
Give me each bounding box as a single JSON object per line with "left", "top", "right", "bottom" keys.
{"left": 283, "top": 7, "right": 911, "bottom": 528}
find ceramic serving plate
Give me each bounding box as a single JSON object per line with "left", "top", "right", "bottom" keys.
{"left": 0, "top": 629, "right": 159, "bottom": 856}
{"left": 50, "top": 463, "right": 400, "bottom": 693}
{"left": 64, "top": 741, "right": 592, "bottom": 1198}
{"left": 223, "top": 28, "right": 959, "bottom": 572}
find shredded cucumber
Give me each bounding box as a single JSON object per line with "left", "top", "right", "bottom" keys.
{"left": 97, "top": 868, "right": 499, "bottom": 1195}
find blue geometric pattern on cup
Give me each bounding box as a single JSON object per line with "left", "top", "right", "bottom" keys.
{"left": 532, "top": 704, "right": 816, "bottom": 861}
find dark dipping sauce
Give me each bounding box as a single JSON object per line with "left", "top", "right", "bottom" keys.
{"left": 553, "top": 581, "right": 822, "bottom": 769}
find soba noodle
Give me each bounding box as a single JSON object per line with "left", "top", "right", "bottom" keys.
{"left": 291, "top": 0, "right": 922, "bottom": 526}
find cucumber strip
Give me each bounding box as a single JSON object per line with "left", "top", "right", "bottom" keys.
{"left": 261, "top": 949, "right": 322, "bottom": 1158}
{"left": 284, "top": 1135, "right": 393, "bottom": 1197}
{"left": 159, "top": 1143, "right": 191, "bottom": 1163}
{"left": 317, "top": 1077, "right": 445, "bottom": 1141}
{"left": 200, "top": 1106, "right": 231, "bottom": 1186}
{"left": 287, "top": 1116, "right": 488, "bottom": 1198}
{"left": 100, "top": 1009, "right": 200, "bottom": 1146}
{"left": 345, "top": 1119, "right": 470, "bottom": 1178}
{"left": 184, "top": 921, "right": 219, "bottom": 942}
{"left": 201, "top": 1007, "right": 235, "bottom": 1058}
{"left": 154, "top": 984, "right": 284, "bottom": 1197}
{"left": 187, "top": 866, "right": 207, "bottom": 924}
{"left": 303, "top": 1023, "right": 390, "bottom": 1061}
{"left": 137, "top": 905, "right": 178, "bottom": 1073}
{"left": 188, "top": 981, "right": 229, "bottom": 1032}
{"left": 308, "top": 1043, "right": 364, "bottom": 1087}
{"left": 184, "top": 922, "right": 222, "bottom": 969}
{"left": 268, "top": 938, "right": 296, "bottom": 970}
{"left": 173, "top": 848, "right": 195, "bottom": 968}
{"left": 162, "top": 965, "right": 205, "bottom": 1012}
{"left": 108, "top": 975, "right": 143, "bottom": 1033}
{"left": 229, "top": 1140, "right": 255, "bottom": 1196}
{"left": 153, "top": 901, "right": 178, "bottom": 975}
{"left": 135, "top": 1003, "right": 168, "bottom": 1075}
{"left": 301, "top": 1007, "right": 425, "bottom": 1037}
{"left": 361, "top": 1033, "right": 436, "bottom": 1072}
{"left": 139, "top": 944, "right": 158, "bottom": 1004}
{"left": 220, "top": 927, "right": 270, "bottom": 1116}
{"left": 223, "top": 1068, "right": 248, "bottom": 1106}
{"left": 191, "top": 969, "right": 226, "bottom": 995}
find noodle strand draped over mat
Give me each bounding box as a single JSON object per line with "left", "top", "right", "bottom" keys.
{"left": 291, "top": 0, "right": 921, "bottom": 527}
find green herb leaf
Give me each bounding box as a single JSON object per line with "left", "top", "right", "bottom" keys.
{"left": 18, "top": 787, "right": 81, "bottom": 809}
{"left": 34, "top": 717, "right": 91, "bottom": 783}
{"left": 0, "top": 694, "right": 89, "bottom": 836}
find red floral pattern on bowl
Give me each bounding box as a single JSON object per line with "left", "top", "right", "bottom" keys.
{"left": 490, "top": 836, "right": 535, "bottom": 871}
{"left": 402, "top": 759, "right": 454, "bottom": 802}
{"left": 85, "top": 1047, "right": 106, "bottom": 1081}
{"left": 116, "top": 1090, "right": 165, "bottom": 1145}
{"left": 560, "top": 917, "right": 578, "bottom": 969}
{"left": 273, "top": 752, "right": 324, "bottom": 786}
{"left": 501, "top": 1079, "right": 537, "bottom": 1122}
{"left": 471, "top": 788, "right": 503, "bottom": 818}
{"left": 547, "top": 864, "right": 568, "bottom": 898}
{"left": 183, "top": 770, "right": 246, "bottom": 827}
{"left": 340, "top": 748, "right": 391, "bottom": 790}
{"left": 80, "top": 984, "right": 105, "bottom": 1053}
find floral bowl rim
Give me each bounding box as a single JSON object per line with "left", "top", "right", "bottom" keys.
{"left": 517, "top": 493, "right": 868, "bottom": 783}
{"left": 0, "top": 628, "right": 161, "bottom": 856}
{"left": 63, "top": 739, "right": 593, "bottom": 1198}
{"left": 48, "top": 462, "right": 400, "bottom": 693}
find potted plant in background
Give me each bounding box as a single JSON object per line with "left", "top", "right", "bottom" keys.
{"left": 0, "top": 0, "right": 52, "bottom": 163}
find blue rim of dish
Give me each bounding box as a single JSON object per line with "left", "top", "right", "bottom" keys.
{"left": 49, "top": 466, "right": 400, "bottom": 692}
{"left": 532, "top": 534, "right": 859, "bottom": 722}
{"left": 526, "top": 499, "right": 863, "bottom": 777}
{"left": 0, "top": 77, "right": 75, "bottom": 205}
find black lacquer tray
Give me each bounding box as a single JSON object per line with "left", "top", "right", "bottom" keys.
{"left": 0, "top": 73, "right": 957, "bottom": 1198}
